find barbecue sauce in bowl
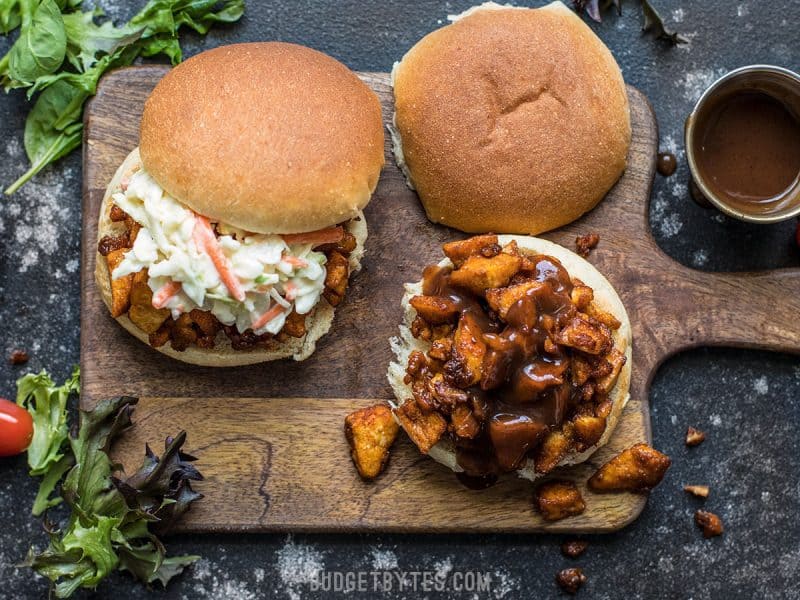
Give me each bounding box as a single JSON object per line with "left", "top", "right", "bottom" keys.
{"left": 694, "top": 91, "right": 800, "bottom": 216}
{"left": 685, "top": 66, "right": 800, "bottom": 222}
{"left": 421, "top": 256, "right": 582, "bottom": 477}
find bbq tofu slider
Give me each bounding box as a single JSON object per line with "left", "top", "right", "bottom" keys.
{"left": 96, "top": 42, "right": 385, "bottom": 366}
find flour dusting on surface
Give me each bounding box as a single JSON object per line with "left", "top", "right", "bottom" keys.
{"left": 434, "top": 556, "right": 453, "bottom": 580}
{"left": 652, "top": 190, "right": 685, "bottom": 239}
{"left": 692, "top": 249, "right": 709, "bottom": 267}
{"left": 3, "top": 165, "right": 77, "bottom": 273}
{"left": 681, "top": 68, "right": 727, "bottom": 103}
{"left": 184, "top": 558, "right": 258, "bottom": 600}
{"left": 276, "top": 536, "right": 325, "bottom": 600}
{"left": 753, "top": 376, "right": 769, "bottom": 396}
{"left": 490, "top": 569, "right": 519, "bottom": 599}
{"left": 370, "top": 547, "right": 399, "bottom": 570}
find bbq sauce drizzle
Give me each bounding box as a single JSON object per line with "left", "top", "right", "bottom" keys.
{"left": 422, "top": 255, "right": 582, "bottom": 476}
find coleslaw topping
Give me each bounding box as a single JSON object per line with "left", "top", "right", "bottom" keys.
{"left": 111, "top": 169, "right": 328, "bottom": 335}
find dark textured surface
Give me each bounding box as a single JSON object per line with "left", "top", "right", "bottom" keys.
{"left": 1, "top": 1, "right": 798, "bottom": 598}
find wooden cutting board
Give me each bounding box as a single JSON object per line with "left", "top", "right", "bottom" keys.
{"left": 80, "top": 66, "right": 800, "bottom": 534}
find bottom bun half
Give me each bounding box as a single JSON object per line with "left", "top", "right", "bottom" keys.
{"left": 95, "top": 148, "right": 367, "bottom": 367}
{"left": 387, "top": 234, "right": 632, "bottom": 481}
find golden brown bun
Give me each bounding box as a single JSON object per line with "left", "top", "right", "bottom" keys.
{"left": 139, "top": 42, "right": 384, "bottom": 235}
{"left": 96, "top": 149, "right": 368, "bottom": 367}
{"left": 387, "top": 234, "right": 632, "bottom": 480}
{"left": 391, "top": 1, "right": 631, "bottom": 235}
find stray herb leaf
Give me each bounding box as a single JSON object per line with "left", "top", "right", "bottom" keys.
{"left": 3, "top": 0, "right": 67, "bottom": 88}
{"left": 572, "top": 0, "right": 687, "bottom": 45}
{"left": 641, "top": 0, "right": 687, "bottom": 45}
{"left": 2, "top": 0, "right": 245, "bottom": 194}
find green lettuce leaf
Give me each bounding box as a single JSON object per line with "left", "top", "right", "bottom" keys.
{"left": 16, "top": 367, "right": 79, "bottom": 477}
{"left": 23, "top": 390, "right": 205, "bottom": 597}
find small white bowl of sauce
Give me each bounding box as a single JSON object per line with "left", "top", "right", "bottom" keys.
{"left": 685, "top": 65, "right": 800, "bottom": 223}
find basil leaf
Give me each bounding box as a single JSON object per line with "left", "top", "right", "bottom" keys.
{"left": 2, "top": 0, "right": 244, "bottom": 194}
{"left": 137, "top": 34, "right": 183, "bottom": 64}
{"left": 6, "top": 0, "right": 67, "bottom": 87}
{"left": 0, "top": 0, "right": 22, "bottom": 34}
{"left": 4, "top": 80, "right": 86, "bottom": 194}
{"left": 61, "top": 10, "right": 143, "bottom": 72}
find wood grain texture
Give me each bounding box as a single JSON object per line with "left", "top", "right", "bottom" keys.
{"left": 81, "top": 66, "right": 800, "bottom": 534}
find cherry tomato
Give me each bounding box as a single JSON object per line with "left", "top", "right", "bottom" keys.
{"left": 0, "top": 398, "right": 33, "bottom": 457}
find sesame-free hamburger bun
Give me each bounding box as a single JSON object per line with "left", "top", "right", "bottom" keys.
{"left": 140, "top": 42, "right": 385, "bottom": 234}
{"left": 391, "top": 2, "right": 631, "bottom": 235}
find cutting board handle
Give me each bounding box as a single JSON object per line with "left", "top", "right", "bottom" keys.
{"left": 657, "top": 265, "right": 800, "bottom": 356}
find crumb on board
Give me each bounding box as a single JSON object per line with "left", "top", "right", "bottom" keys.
{"left": 686, "top": 426, "right": 706, "bottom": 447}
{"left": 9, "top": 349, "right": 29, "bottom": 365}
{"left": 575, "top": 233, "right": 600, "bottom": 258}
{"left": 695, "top": 509, "right": 724, "bottom": 538}
{"left": 684, "top": 484, "right": 710, "bottom": 498}
{"left": 561, "top": 540, "right": 589, "bottom": 558}
{"left": 556, "top": 567, "right": 587, "bottom": 594}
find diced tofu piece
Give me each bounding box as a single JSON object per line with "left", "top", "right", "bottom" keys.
{"left": 282, "top": 310, "right": 307, "bottom": 338}
{"left": 323, "top": 250, "right": 349, "bottom": 306}
{"left": 431, "top": 374, "right": 469, "bottom": 408}
{"left": 188, "top": 309, "right": 219, "bottom": 338}
{"left": 570, "top": 354, "right": 593, "bottom": 386}
{"left": 695, "top": 510, "right": 724, "bottom": 538}
{"left": 534, "top": 424, "right": 574, "bottom": 474}
{"left": 409, "top": 295, "right": 460, "bottom": 325}
{"left": 555, "top": 315, "right": 612, "bottom": 355}
{"left": 344, "top": 403, "right": 400, "bottom": 480}
{"left": 109, "top": 204, "right": 127, "bottom": 222}
{"left": 443, "top": 235, "right": 500, "bottom": 266}
{"left": 485, "top": 280, "right": 545, "bottom": 320}
{"left": 128, "top": 279, "right": 170, "bottom": 334}
{"left": 444, "top": 312, "right": 486, "bottom": 387}
{"left": 448, "top": 253, "right": 521, "bottom": 295}
{"left": 170, "top": 313, "right": 198, "bottom": 351}
{"left": 106, "top": 249, "right": 133, "bottom": 318}
{"left": 588, "top": 443, "right": 671, "bottom": 493}
{"left": 684, "top": 484, "right": 710, "bottom": 498}
{"left": 570, "top": 284, "right": 594, "bottom": 311}
{"left": 686, "top": 426, "right": 705, "bottom": 446}
{"left": 394, "top": 400, "right": 447, "bottom": 454}
{"left": 595, "top": 348, "right": 626, "bottom": 393}
{"left": 572, "top": 415, "right": 606, "bottom": 447}
{"left": 587, "top": 304, "right": 622, "bottom": 330}
{"left": 535, "top": 480, "right": 586, "bottom": 521}
{"left": 450, "top": 403, "right": 480, "bottom": 439}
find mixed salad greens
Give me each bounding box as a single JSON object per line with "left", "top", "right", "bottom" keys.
{"left": 16, "top": 369, "right": 204, "bottom": 598}
{"left": 0, "top": 0, "right": 244, "bottom": 194}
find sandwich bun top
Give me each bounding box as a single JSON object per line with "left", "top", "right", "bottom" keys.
{"left": 392, "top": 1, "right": 631, "bottom": 235}
{"left": 140, "top": 42, "right": 385, "bottom": 235}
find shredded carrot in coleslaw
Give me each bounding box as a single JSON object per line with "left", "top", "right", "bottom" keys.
{"left": 192, "top": 215, "right": 246, "bottom": 302}
{"left": 252, "top": 303, "right": 286, "bottom": 330}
